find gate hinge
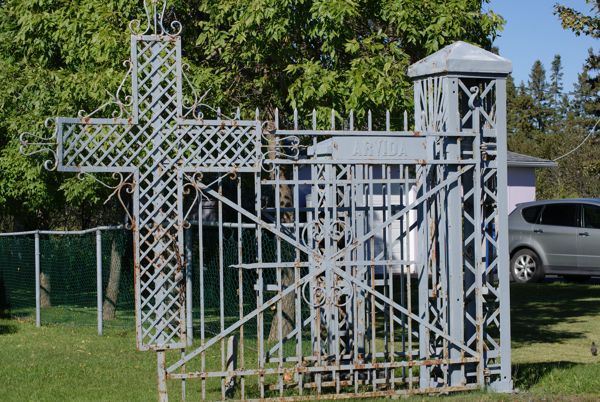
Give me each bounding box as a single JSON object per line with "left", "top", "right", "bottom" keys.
{"left": 480, "top": 143, "right": 497, "bottom": 161}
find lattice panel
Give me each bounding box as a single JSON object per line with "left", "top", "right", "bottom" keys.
{"left": 180, "top": 122, "right": 261, "bottom": 172}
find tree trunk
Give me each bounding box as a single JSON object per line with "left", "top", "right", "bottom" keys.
{"left": 0, "top": 276, "right": 8, "bottom": 317}
{"left": 266, "top": 122, "right": 296, "bottom": 342}
{"left": 102, "top": 239, "right": 122, "bottom": 320}
{"left": 40, "top": 272, "right": 51, "bottom": 308}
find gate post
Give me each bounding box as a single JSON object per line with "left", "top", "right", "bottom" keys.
{"left": 408, "top": 42, "right": 512, "bottom": 391}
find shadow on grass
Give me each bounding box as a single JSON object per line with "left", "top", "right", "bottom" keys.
{"left": 0, "top": 322, "right": 18, "bottom": 335}
{"left": 513, "top": 361, "right": 578, "bottom": 390}
{"left": 511, "top": 282, "right": 600, "bottom": 345}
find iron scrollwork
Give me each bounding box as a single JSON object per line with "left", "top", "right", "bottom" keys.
{"left": 129, "top": 0, "right": 182, "bottom": 36}
{"left": 19, "top": 118, "right": 58, "bottom": 171}
{"left": 302, "top": 274, "right": 354, "bottom": 308}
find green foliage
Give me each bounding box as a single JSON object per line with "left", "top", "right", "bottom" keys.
{"left": 0, "top": 0, "right": 503, "bottom": 228}
{"left": 508, "top": 62, "right": 600, "bottom": 199}
{"left": 526, "top": 60, "right": 552, "bottom": 132}
{"left": 548, "top": 55, "right": 566, "bottom": 117}
{"left": 0, "top": 0, "right": 143, "bottom": 228}
{"left": 507, "top": 2, "right": 600, "bottom": 200}
{"left": 188, "top": 0, "right": 503, "bottom": 123}
{"left": 555, "top": 1, "right": 599, "bottom": 118}
{"left": 555, "top": 0, "right": 600, "bottom": 39}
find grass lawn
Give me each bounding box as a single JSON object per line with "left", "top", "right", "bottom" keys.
{"left": 1, "top": 281, "right": 600, "bottom": 401}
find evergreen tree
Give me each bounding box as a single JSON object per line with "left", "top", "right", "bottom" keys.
{"left": 507, "top": 79, "right": 537, "bottom": 136}
{"left": 555, "top": 1, "right": 600, "bottom": 120}
{"left": 549, "top": 54, "right": 565, "bottom": 117}
{"left": 527, "top": 60, "right": 552, "bottom": 131}
{"left": 572, "top": 66, "right": 594, "bottom": 117}
{"left": 581, "top": 48, "right": 600, "bottom": 119}
{"left": 508, "top": 1, "right": 600, "bottom": 200}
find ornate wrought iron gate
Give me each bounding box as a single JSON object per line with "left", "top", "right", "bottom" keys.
{"left": 21, "top": 2, "right": 513, "bottom": 400}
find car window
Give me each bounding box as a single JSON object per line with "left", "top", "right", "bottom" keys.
{"left": 522, "top": 205, "right": 542, "bottom": 224}
{"left": 583, "top": 204, "right": 600, "bottom": 229}
{"left": 539, "top": 204, "right": 579, "bottom": 227}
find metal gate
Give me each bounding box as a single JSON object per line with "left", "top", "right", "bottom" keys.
{"left": 20, "top": 2, "right": 513, "bottom": 400}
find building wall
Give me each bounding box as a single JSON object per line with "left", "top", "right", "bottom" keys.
{"left": 507, "top": 167, "right": 536, "bottom": 213}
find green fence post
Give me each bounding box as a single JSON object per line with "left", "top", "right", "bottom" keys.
{"left": 97, "top": 229, "right": 103, "bottom": 336}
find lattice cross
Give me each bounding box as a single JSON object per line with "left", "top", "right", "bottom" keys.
{"left": 20, "top": 7, "right": 261, "bottom": 350}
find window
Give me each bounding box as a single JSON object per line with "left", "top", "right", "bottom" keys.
{"left": 539, "top": 204, "right": 579, "bottom": 227}
{"left": 583, "top": 204, "right": 600, "bottom": 229}
{"left": 522, "top": 205, "right": 542, "bottom": 224}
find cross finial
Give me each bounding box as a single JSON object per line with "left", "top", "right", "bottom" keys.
{"left": 129, "top": 0, "right": 181, "bottom": 36}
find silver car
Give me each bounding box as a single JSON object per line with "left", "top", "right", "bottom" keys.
{"left": 509, "top": 199, "right": 600, "bottom": 283}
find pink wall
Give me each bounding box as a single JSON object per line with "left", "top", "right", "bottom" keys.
{"left": 507, "top": 167, "right": 536, "bottom": 213}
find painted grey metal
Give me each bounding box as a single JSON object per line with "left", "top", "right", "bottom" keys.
{"left": 0, "top": 226, "right": 123, "bottom": 237}
{"left": 97, "top": 229, "right": 103, "bottom": 336}
{"left": 184, "top": 228, "right": 193, "bottom": 346}
{"left": 19, "top": 2, "right": 513, "bottom": 400}
{"left": 35, "top": 231, "right": 40, "bottom": 328}
{"left": 407, "top": 41, "right": 512, "bottom": 77}
{"left": 410, "top": 46, "right": 513, "bottom": 392}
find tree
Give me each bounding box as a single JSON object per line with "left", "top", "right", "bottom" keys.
{"left": 0, "top": 0, "right": 144, "bottom": 230}
{"left": 0, "top": 0, "right": 505, "bottom": 339}
{"left": 548, "top": 54, "right": 568, "bottom": 119}
{"left": 103, "top": 238, "right": 123, "bottom": 320}
{"left": 507, "top": 78, "right": 538, "bottom": 137}
{"left": 185, "top": 0, "right": 504, "bottom": 121}
{"left": 0, "top": 0, "right": 505, "bottom": 230}
{"left": 555, "top": 1, "right": 600, "bottom": 38}
{"left": 555, "top": 1, "right": 600, "bottom": 119}
{"left": 508, "top": 2, "right": 600, "bottom": 201}
{"left": 527, "top": 60, "right": 552, "bottom": 132}
{"left": 549, "top": 55, "right": 564, "bottom": 102}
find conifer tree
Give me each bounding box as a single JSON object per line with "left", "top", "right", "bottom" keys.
{"left": 549, "top": 54, "right": 566, "bottom": 118}
{"left": 555, "top": 1, "right": 600, "bottom": 120}
{"left": 527, "top": 60, "right": 552, "bottom": 132}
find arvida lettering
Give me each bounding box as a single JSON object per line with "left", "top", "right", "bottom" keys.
{"left": 351, "top": 139, "right": 405, "bottom": 157}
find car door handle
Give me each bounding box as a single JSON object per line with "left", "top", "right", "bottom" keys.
{"left": 579, "top": 232, "right": 590, "bottom": 237}
{"left": 533, "top": 229, "right": 543, "bottom": 233}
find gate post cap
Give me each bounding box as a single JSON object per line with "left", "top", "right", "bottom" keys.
{"left": 408, "top": 41, "right": 512, "bottom": 78}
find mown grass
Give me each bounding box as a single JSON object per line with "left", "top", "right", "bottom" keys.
{"left": 1, "top": 281, "right": 600, "bottom": 401}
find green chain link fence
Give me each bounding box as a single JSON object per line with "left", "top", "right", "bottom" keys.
{"left": 0, "top": 226, "right": 295, "bottom": 340}
{"left": 195, "top": 226, "right": 304, "bottom": 346}
{"left": 0, "top": 228, "right": 134, "bottom": 329}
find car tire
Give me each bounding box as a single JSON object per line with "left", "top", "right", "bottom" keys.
{"left": 511, "top": 249, "right": 544, "bottom": 283}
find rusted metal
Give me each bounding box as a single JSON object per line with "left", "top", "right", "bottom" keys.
{"left": 20, "top": 2, "right": 513, "bottom": 400}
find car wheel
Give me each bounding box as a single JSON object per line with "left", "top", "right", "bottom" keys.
{"left": 511, "top": 249, "right": 544, "bottom": 283}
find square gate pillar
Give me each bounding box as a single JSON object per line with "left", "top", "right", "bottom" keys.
{"left": 408, "top": 42, "right": 513, "bottom": 391}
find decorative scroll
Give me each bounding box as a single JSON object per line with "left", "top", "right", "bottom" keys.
{"left": 19, "top": 119, "right": 58, "bottom": 171}
{"left": 129, "top": 0, "right": 182, "bottom": 36}
{"left": 77, "top": 60, "right": 133, "bottom": 120}
{"left": 302, "top": 274, "right": 354, "bottom": 308}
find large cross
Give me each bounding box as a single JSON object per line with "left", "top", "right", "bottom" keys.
{"left": 22, "top": 7, "right": 261, "bottom": 350}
